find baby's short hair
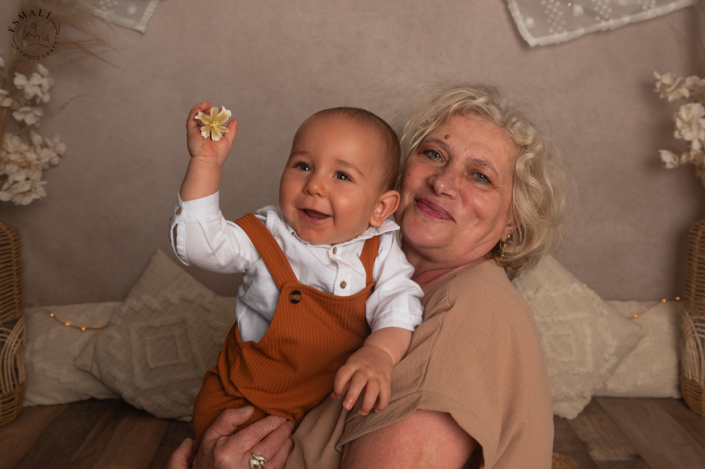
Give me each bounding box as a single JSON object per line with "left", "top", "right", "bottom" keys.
{"left": 307, "top": 107, "right": 401, "bottom": 191}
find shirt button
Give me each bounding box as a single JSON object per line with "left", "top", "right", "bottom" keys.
{"left": 175, "top": 208, "right": 182, "bottom": 215}
{"left": 332, "top": 247, "right": 337, "bottom": 254}
{"left": 340, "top": 281, "right": 347, "bottom": 289}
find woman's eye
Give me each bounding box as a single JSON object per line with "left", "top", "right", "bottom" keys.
{"left": 334, "top": 172, "right": 351, "bottom": 181}
{"left": 424, "top": 150, "right": 442, "bottom": 161}
{"left": 473, "top": 172, "right": 490, "bottom": 184}
{"left": 295, "top": 163, "right": 311, "bottom": 172}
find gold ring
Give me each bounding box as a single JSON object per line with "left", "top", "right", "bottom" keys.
{"left": 249, "top": 449, "right": 267, "bottom": 469}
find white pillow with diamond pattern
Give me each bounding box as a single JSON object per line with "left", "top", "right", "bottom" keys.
{"left": 74, "top": 249, "right": 237, "bottom": 420}
{"left": 512, "top": 255, "right": 645, "bottom": 419}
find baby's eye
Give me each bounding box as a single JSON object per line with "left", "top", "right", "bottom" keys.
{"left": 334, "top": 172, "right": 351, "bottom": 181}
{"left": 424, "top": 150, "right": 442, "bottom": 161}
{"left": 295, "top": 162, "right": 311, "bottom": 172}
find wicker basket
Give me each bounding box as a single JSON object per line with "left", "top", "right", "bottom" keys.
{"left": 551, "top": 453, "right": 578, "bottom": 469}
{"left": 0, "top": 220, "right": 25, "bottom": 427}
{"left": 681, "top": 219, "right": 705, "bottom": 416}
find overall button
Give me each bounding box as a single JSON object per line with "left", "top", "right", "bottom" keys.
{"left": 340, "top": 281, "right": 347, "bottom": 289}
{"left": 289, "top": 290, "right": 302, "bottom": 304}
{"left": 175, "top": 208, "right": 182, "bottom": 215}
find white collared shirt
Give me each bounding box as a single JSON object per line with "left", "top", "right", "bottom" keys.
{"left": 169, "top": 192, "right": 424, "bottom": 343}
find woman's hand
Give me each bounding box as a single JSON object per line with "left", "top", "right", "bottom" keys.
{"left": 167, "top": 406, "right": 295, "bottom": 469}
{"left": 186, "top": 101, "right": 238, "bottom": 167}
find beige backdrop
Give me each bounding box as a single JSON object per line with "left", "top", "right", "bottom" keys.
{"left": 0, "top": 0, "right": 702, "bottom": 305}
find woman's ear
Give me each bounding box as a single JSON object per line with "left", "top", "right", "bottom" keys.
{"left": 503, "top": 218, "right": 518, "bottom": 238}
{"left": 369, "top": 190, "right": 400, "bottom": 227}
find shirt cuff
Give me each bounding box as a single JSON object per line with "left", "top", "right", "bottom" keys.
{"left": 176, "top": 191, "right": 221, "bottom": 221}
{"left": 370, "top": 312, "right": 420, "bottom": 333}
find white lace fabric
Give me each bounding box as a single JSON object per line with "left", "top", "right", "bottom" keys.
{"left": 506, "top": 0, "right": 694, "bottom": 47}
{"left": 87, "top": 0, "right": 161, "bottom": 34}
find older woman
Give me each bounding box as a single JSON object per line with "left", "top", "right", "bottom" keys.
{"left": 169, "top": 82, "right": 569, "bottom": 469}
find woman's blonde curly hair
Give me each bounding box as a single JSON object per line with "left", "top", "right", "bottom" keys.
{"left": 395, "top": 82, "right": 572, "bottom": 275}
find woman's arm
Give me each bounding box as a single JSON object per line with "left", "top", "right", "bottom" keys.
{"left": 340, "top": 410, "right": 478, "bottom": 468}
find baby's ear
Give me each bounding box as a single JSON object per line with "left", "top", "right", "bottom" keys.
{"left": 369, "top": 190, "right": 400, "bottom": 227}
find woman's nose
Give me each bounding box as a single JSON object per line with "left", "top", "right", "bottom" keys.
{"left": 429, "top": 166, "right": 458, "bottom": 198}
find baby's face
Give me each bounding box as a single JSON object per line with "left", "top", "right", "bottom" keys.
{"left": 279, "top": 115, "right": 389, "bottom": 245}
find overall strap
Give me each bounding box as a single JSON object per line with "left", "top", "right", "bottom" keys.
{"left": 359, "top": 235, "right": 380, "bottom": 285}
{"left": 234, "top": 213, "right": 298, "bottom": 289}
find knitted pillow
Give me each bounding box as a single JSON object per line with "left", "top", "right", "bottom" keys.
{"left": 512, "top": 255, "right": 645, "bottom": 419}
{"left": 596, "top": 300, "right": 681, "bottom": 398}
{"left": 24, "top": 302, "right": 120, "bottom": 406}
{"left": 74, "top": 249, "right": 237, "bottom": 420}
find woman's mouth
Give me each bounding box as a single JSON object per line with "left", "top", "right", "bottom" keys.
{"left": 415, "top": 198, "right": 454, "bottom": 221}
{"left": 300, "top": 208, "right": 331, "bottom": 221}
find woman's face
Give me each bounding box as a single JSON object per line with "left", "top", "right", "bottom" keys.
{"left": 396, "top": 113, "right": 516, "bottom": 272}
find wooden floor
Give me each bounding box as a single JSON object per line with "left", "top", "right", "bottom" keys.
{"left": 1, "top": 397, "right": 704, "bottom": 468}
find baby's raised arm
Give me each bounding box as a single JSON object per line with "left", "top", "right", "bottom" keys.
{"left": 180, "top": 102, "right": 238, "bottom": 201}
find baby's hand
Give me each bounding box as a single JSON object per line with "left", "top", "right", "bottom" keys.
{"left": 331, "top": 344, "right": 393, "bottom": 415}
{"left": 186, "top": 102, "right": 238, "bottom": 167}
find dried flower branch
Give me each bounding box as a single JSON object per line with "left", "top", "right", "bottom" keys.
{"left": 654, "top": 70, "right": 705, "bottom": 187}
{"left": 0, "top": 0, "right": 111, "bottom": 206}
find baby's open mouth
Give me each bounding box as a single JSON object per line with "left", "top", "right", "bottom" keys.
{"left": 302, "top": 209, "right": 330, "bottom": 220}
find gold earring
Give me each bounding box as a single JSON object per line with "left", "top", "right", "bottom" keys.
{"left": 499, "top": 233, "right": 511, "bottom": 262}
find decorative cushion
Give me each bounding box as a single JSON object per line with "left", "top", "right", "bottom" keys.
{"left": 24, "top": 302, "right": 120, "bottom": 406}
{"left": 596, "top": 300, "right": 681, "bottom": 398}
{"left": 74, "top": 249, "right": 237, "bottom": 420}
{"left": 512, "top": 255, "right": 645, "bottom": 419}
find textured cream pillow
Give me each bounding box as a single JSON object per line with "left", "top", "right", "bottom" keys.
{"left": 512, "top": 255, "right": 645, "bottom": 419}
{"left": 74, "top": 249, "right": 237, "bottom": 420}
{"left": 24, "top": 302, "right": 120, "bottom": 405}
{"left": 596, "top": 300, "right": 681, "bottom": 398}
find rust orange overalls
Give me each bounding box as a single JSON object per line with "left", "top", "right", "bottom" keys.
{"left": 192, "top": 213, "right": 379, "bottom": 441}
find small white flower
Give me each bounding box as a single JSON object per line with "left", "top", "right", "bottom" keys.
{"left": 195, "top": 106, "right": 232, "bottom": 141}
{"left": 674, "top": 103, "right": 705, "bottom": 150}
{"left": 0, "top": 89, "right": 11, "bottom": 107}
{"left": 45, "top": 134, "right": 66, "bottom": 156}
{"left": 12, "top": 106, "right": 43, "bottom": 125}
{"left": 30, "top": 130, "right": 43, "bottom": 147}
{"left": 654, "top": 71, "right": 689, "bottom": 102}
{"left": 660, "top": 150, "right": 680, "bottom": 169}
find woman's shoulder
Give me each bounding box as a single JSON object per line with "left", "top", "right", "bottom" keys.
{"left": 424, "top": 259, "right": 535, "bottom": 330}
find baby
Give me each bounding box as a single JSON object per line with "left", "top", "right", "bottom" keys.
{"left": 169, "top": 102, "right": 423, "bottom": 442}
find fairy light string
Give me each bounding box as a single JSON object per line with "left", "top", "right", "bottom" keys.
{"left": 27, "top": 303, "right": 110, "bottom": 331}
{"left": 630, "top": 297, "right": 681, "bottom": 319}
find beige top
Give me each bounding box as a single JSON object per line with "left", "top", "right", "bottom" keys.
{"left": 286, "top": 259, "right": 554, "bottom": 469}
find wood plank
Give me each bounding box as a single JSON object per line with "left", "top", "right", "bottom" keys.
{"left": 148, "top": 420, "right": 196, "bottom": 469}
{"left": 0, "top": 404, "right": 67, "bottom": 469}
{"left": 553, "top": 415, "right": 600, "bottom": 469}
{"left": 13, "top": 399, "right": 113, "bottom": 469}
{"left": 596, "top": 397, "right": 705, "bottom": 469}
{"left": 596, "top": 462, "right": 650, "bottom": 469}
{"left": 68, "top": 400, "right": 170, "bottom": 469}
{"left": 656, "top": 398, "right": 705, "bottom": 452}
{"left": 568, "top": 399, "right": 644, "bottom": 463}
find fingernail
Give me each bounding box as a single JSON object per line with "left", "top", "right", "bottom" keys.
{"left": 180, "top": 438, "right": 191, "bottom": 446}
{"left": 238, "top": 406, "right": 254, "bottom": 413}
{"left": 286, "top": 421, "right": 295, "bottom": 431}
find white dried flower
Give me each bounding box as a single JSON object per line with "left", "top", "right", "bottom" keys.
{"left": 45, "top": 134, "right": 66, "bottom": 156}
{"left": 30, "top": 130, "right": 43, "bottom": 147}
{"left": 654, "top": 71, "right": 689, "bottom": 102}
{"left": 660, "top": 150, "right": 680, "bottom": 169}
{"left": 195, "top": 106, "right": 231, "bottom": 141}
{"left": 0, "top": 89, "right": 11, "bottom": 107}
{"left": 674, "top": 102, "right": 705, "bottom": 151}
{"left": 12, "top": 106, "right": 43, "bottom": 125}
